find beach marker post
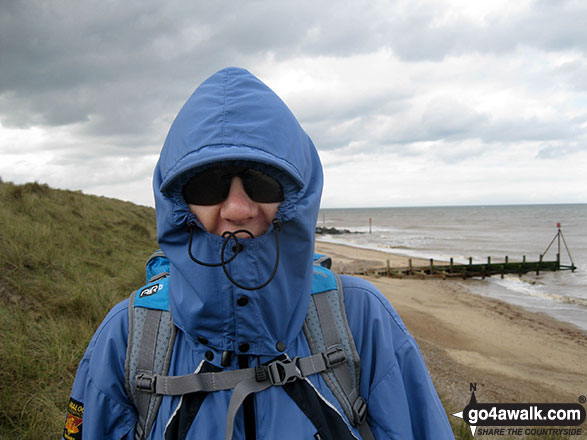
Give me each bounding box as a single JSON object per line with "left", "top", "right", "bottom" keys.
{"left": 542, "top": 223, "right": 576, "bottom": 271}
{"left": 556, "top": 222, "right": 561, "bottom": 266}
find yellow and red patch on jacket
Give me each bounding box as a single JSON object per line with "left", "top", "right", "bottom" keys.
{"left": 63, "top": 397, "right": 83, "bottom": 440}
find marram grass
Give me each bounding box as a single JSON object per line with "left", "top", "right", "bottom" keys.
{"left": 0, "top": 181, "right": 157, "bottom": 438}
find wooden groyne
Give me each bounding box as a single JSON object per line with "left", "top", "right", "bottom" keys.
{"left": 344, "top": 226, "right": 577, "bottom": 280}
{"left": 354, "top": 255, "right": 576, "bottom": 280}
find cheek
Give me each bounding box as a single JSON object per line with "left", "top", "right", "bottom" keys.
{"left": 189, "top": 204, "right": 220, "bottom": 232}
{"left": 261, "top": 203, "right": 280, "bottom": 224}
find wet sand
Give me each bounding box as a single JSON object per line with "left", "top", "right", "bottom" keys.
{"left": 315, "top": 240, "right": 587, "bottom": 416}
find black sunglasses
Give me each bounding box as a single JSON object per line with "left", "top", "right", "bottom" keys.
{"left": 182, "top": 166, "right": 284, "bottom": 206}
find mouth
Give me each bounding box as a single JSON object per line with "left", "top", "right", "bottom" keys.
{"left": 230, "top": 231, "right": 255, "bottom": 239}
{"left": 222, "top": 229, "right": 256, "bottom": 240}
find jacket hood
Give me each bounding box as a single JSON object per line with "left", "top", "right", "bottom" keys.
{"left": 153, "top": 67, "right": 323, "bottom": 356}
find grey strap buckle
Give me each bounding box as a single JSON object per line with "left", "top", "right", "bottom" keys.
{"left": 323, "top": 345, "right": 346, "bottom": 368}
{"left": 135, "top": 373, "right": 157, "bottom": 393}
{"left": 352, "top": 396, "right": 368, "bottom": 425}
{"left": 263, "top": 357, "right": 303, "bottom": 385}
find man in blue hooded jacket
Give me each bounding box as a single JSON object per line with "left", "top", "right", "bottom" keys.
{"left": 64, "top": 67, "right": 454, "bottom": 439}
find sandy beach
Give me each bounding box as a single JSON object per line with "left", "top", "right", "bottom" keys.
{"left": 315, "top": 240, "right": 587, "bottom": 418}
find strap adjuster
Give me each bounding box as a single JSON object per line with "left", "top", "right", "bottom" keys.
{"left": 135, "top": 373, "right": 157, "bottom": 393}
{"left": 264, "top": 357, "right": 302, "bottom": 385}
{"left": 324, "top": 345, "right": 347, "bottom": 368}
{"left": 352, "top": 396, "right": 368, "bottom": 425}
{"left": 254, "top": 365, "right": 268, "bottom": 382}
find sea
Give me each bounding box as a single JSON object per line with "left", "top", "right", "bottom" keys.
{"left": 317, "top": 204, "right": 587, "bottom": 332}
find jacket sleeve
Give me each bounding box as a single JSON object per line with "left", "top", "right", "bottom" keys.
{"left": 340, "top": 276, "right": 454, "bottom": 440}
{"left": 63, "top": 300, "right": 137, "bottom": 440}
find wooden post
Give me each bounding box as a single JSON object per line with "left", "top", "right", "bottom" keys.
{"left": 556, "top": 253, "right": 560, "bottom": 271}
{"left": 430, "top": 258, "right": 434, "bottom": 276}
{"left": 369, "top": 218, "right": 372, "bottom": 234}
{"left": 500, "top": 265, "right": 504, "bottom": 279}
{"left": 465, "top": 257, "right": 472, "bottom": 280}
{"left": 386, "top": 259, "right": 390, "bottom": 276}
{"left": 536, "top": 254, "right": 542, "bottom": 275}
{"left": 408, "top": 259, "right": 413, "bottom": 276}
{"left": 505, "top": 256, "right": 509, "bottom": 264}
{"left": 449, "top": 258, "right": 453, "bottom": 273}
{"left": 488, "top": 256, "right": 491, "bottom": 265}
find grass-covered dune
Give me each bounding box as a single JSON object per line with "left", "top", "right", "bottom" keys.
{"left": 0, "top": 180, "right": 158, "bottom": 438}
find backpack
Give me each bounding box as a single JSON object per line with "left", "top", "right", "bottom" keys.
{"left": 125, "top": 250, "right": 374, "bottom": 440}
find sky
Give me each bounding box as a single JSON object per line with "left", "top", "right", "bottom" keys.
{"left": 1, "top": 0, "right": 586, "bottom": 208}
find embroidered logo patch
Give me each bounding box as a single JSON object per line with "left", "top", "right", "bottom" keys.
{"left": 63, "top": 397, "right": 83, "bottom": 440}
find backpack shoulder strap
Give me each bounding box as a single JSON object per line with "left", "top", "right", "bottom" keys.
{"left": 304, "top": 260, "right": 375, "bottom": 439}
{"left": 125, "top": 253, "right": 176, "bottom": 440}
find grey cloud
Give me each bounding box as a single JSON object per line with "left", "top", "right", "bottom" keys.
{"left": 4, "top": 0, "right": 461, "bottom": 137}
{"left": 555, "top": 60, "right": 587, "bottom": 91}
{"left": 309, "top": 91, "right": 582, "bottom": 166}
{"left": 479, "top": 115, "right": 579, "bottom": 144}
{"left": 523, "top": 0, "right": 587, "bottom": 52}
{"left": 420, "top": 98, "right": 489, "bottom": 141}
{"left": 3, "top": 0, "right": 585, "bottom": 138}
{"left": 536, "top": 142, "right": 586, "bottom": 159}
{"left": 1, "top": 0, "right": 585, "bottom": 166}
{"left": 313, "top": 97, "right": 491, "bottom": 151}
{"left": 387, "top": 0, "right": 587, "bottom": 61}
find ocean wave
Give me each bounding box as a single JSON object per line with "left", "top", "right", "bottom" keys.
{"left": 493, "top": 277, "right": 587, "bottom": 309}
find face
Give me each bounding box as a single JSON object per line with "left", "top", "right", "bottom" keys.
{"left": 188, "top": 176, "right": 280, "bottom": 238}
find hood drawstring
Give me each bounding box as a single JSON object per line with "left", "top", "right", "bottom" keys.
{"left": 187, "top": 219, "right": 282, "bottom": 291}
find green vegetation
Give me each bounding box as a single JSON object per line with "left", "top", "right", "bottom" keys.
{"left": 0, "top": 181, "right": 157, "bottom": 438}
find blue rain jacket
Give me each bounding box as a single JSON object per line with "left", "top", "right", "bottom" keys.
{"left": 66, "top": 67, "right": 454, "bottom": 439}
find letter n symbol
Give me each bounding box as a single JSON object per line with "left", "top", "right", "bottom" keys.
{"left": 469, "top": 383, "right": 477, "bottom": 392}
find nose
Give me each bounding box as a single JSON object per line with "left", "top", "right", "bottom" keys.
{"left": 220, "top": 177, "right": 257, "bottom": 225}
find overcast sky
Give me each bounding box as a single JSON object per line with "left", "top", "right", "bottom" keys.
{"left": 1, "top": 0, "right": 586, "bottom": 208}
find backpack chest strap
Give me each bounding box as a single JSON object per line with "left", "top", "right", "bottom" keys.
{"left": 136, "top": 347, "right": 347, "bottom": 440}
{"left": 137, "top": 346, "right": 345, "bottom": 395}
